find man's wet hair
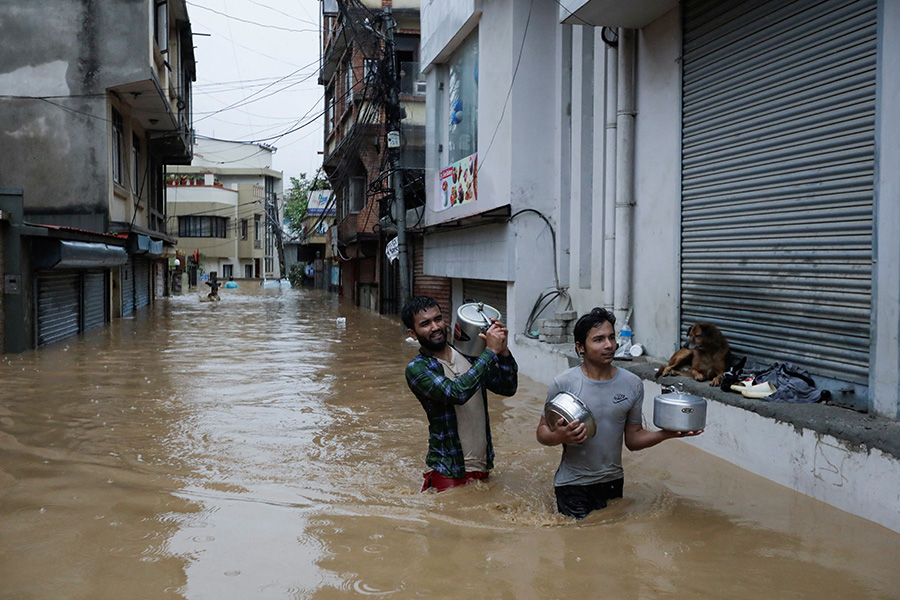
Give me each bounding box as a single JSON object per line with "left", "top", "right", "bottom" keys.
{"left": 573, "top": 307, "right": 617, "bottom": 347}
{"left": 401, "top": 296, "right": 442, "bottom": 329}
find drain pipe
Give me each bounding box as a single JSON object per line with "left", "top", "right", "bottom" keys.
{"left": 602, "top": 30, "right": 618, "bottom": 311}
{"left": 613, "top": 28, "right": 636, "bottom": 324}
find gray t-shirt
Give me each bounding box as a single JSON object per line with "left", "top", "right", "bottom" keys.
{"left": 546, "top": 366, "right": 644, "bottom": 486}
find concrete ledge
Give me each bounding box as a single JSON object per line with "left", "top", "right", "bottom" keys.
{"left": 625, "top": 360, "right": 900, "bottom": 462}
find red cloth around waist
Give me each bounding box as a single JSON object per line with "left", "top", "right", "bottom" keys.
{"left": 422, "top": 470, "right": 489, "bottom": 492}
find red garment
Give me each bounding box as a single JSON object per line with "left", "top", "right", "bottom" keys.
{"left": 422, "top": 470, "right": 489, "bottom": 492}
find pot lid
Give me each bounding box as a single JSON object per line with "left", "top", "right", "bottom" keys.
{"left": 458, "top": 302, "right": 501, "bottom": 323}
{"left": 655, "top": 384, "right": 707, "bottom": 406}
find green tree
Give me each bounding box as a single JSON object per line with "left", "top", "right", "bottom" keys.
{"left": 283, "top": 171, "right": 329, "bottom": 237}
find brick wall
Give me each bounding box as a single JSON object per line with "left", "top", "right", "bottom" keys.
{"left": 411, "top": 235, "right": 451, "bottom": 318}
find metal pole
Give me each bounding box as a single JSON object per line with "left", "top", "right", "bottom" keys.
{"left": 385, "top": 7, "right": 409, "bottom": 309}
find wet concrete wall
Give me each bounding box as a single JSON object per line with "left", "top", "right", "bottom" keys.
{"left": 0, "top": 0, "right": 149, "bottom": 225}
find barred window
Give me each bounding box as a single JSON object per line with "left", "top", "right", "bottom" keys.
{"left": 178, "top": 215, "right": 228, "bottom": 238}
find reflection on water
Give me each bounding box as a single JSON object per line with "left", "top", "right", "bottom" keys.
{"left": 1, "top": 285, "right": 898, "bottom": 599}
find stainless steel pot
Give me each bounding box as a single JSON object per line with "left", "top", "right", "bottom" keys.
{"left": 544, "top": 391, "right": 597, "bottom": 440}
{"left": 653, "top": 386, "right": 707, "bottom": 432}
{"left": 454, "top": 302, "right": 501, "bottom": 357}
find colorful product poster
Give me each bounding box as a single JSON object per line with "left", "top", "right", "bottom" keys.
{"left": 437, "top": 152, "right": 477, "bottom": 212}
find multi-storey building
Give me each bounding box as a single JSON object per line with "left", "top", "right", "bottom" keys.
{"left": 166, "top": 137, "right": 283, "bottom": 284}
{"left": 0, "top": 0, "right": 195, "bottom": 351}
{"left": 320, "top": 0, "right": 425, "bottom": 314}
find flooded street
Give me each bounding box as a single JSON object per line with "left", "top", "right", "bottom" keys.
{"left": 1, "top": 285, "right": 898, "bottom": 599}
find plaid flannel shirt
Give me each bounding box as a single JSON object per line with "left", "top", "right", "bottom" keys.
{"left": 405, "top": 346, "right": 518, "bottom": 478}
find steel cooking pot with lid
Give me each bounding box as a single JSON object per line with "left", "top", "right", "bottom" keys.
{"left": 454, "top": 302, "right": 502, "bottom": 357}
{"left": 544, "top": 392, "right": 597, "bottom": 440}
{"left": 653, "top": 385, "right": 707, "bottom": 432}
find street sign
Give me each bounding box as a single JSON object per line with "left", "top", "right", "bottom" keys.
{"left": 387, "top": 131, "right": 400, "bottom": 149}
{"left": 386, "top": 236, "right": 399, "bottom": 263}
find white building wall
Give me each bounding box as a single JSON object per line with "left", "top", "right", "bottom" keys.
{"left": 631, "top": 8, "right": 682, "bottom": 359}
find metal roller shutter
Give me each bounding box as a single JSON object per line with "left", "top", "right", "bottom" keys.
{"left": 82, "top": 270, "right": 107, "bottom": 332}
{"left": 412, "top": 237, "right": 452, "bottom": 317}
{"left": 462, "top": 279, "right": 507, "bottom": 322}
{"left": 121, "top": 257, "right": 135, "bottom": 316}
{"left": 36, "top": 271, "right": 80, "bottom": 346}
{"left": 134, "top": 257, "right": 151, "bottom": 309}
{"left": 681, "top": 0, "right": 876, "bottom": 386}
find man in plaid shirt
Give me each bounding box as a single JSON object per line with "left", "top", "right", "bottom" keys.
{"left": 402, "top": 296, "right": 518, "bottom": 492}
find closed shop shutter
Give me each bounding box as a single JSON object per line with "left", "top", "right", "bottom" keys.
{"left": 134, "top": 257, "right": 151, "bottom": 309}
{"left": 412, "top": 236, "right": 452, "bottom": 317}
{"left": 681, "top": 0, "right": 876, "bottom": 386}
{"left": 36, "top": 271, "right": 80, "bottom": 346}
{"left": 121, "top": 257, "right": 135, "bottom": 316}
{"left": 155, "top": 261, "right": 165, "bottom": 298}
{"left": 82, "top": 270, "right": 107, "bottom": 332}
{"left": 462, "top": 279, "right": 507, "bottom": 322}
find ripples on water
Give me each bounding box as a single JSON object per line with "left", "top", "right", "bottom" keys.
{"left": 1, "top": 285, "right": 899, "bottom": 599}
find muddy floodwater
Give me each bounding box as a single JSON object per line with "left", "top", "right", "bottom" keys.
{"left": 1, "top": 285, "right": 898, "bottom": 599}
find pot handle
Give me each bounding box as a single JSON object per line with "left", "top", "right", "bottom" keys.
{"left": 661, "top": 382, "right": 685, "bottom": 394}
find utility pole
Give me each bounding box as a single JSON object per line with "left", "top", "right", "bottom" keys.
{"left": 384, "top": 7, "right": 409, "bottom": 309}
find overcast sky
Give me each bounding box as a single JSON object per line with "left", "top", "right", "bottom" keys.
{"left": 186, "top": 0, "right": 324, "bottom": 180}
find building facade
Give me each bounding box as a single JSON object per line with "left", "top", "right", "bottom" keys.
{"left": 0, "top": 0, "right": 195, "bottom": 351}
{"left": 420, "top": 0, "right": 900, "bottom": 532}
{"left": 166, "top": 138, "right": 283, "bottom": 284}
{"left": 320, "top": 0, "right": 425, "bottom": 315}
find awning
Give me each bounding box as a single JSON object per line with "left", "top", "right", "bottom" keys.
{"left": 127, "top": 234, "right": 164, "bottom": 258}
{"left": 33, "top": 240, "right": 128, "bottom": 270}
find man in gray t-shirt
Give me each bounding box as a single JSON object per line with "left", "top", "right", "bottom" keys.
{"left": 537, "top": 308, "right": 703, "bottom": 519}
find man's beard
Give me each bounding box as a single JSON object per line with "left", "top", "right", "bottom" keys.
{"left": 418, "top": 329, "right": 447, "bottom": 353}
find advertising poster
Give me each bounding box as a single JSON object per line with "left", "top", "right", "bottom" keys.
{"left": 437, "top": 152, "right": 477, "bottom": 212}
{"left": 308, "top": 190, "right": 334, "bottom": 215}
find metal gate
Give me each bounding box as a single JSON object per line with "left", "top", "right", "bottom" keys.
{"left": 36, "top": 271, "right": 80, "bottom": 346}
{"left": 121, "top": 257, "right": 135, "bottom": 316}
{"left": 134, "top": 257, "right": 151, "bottom": 309}
{"left": 681, "top": 0, "right": 877, "bottom": 386}
{"left": 462, "top": 279, "right": 508, "bottom": 322}
{"left": 82, "top": 270, "right": 107, "bottom": 332}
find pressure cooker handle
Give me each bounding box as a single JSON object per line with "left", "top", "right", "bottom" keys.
{"left": 661, "top": 382, "right": 686, "bottom": 394}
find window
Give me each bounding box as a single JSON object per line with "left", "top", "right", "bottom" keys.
{"left": 364, "top": 59, "right": 379, "bottom": 82}
{"left": 222, "top": 264, "right": 233, "bottom": 279}
{"left": 254, "top": 214, "right": 261, "bottom": 248}
{"left": 350, "top": 176, "right": 365, "bottom": 212}
{"left": 325, "top": 84, "right": 335, "bottom": 136}
{"left": 241, "top": 218, "right": 248, "bottom": 240}
{"left": 132, "top": 134, "right": 141, "bottom": 194}
{"left": 112, "top": 109, "right": 124, "bottom": 185}
{"left": 446, "top": 32, "right": 478, "bottom": 164}
{"left": 344, "top": 60, "right": 354, "bottom": 106}
{"left": 154, "top": 1, "right": 168, "bottom": 53}
{"left": 178, "top": 216, "right": 228, "bottom": 238}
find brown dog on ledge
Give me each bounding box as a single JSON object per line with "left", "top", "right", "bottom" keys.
{"left": 655, "top": 322, "right": 732, "bottom": 387}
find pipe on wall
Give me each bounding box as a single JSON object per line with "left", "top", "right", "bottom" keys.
{"left": 602, "top": 32, "right": 618, "bottom": 310}
{"left": 613, "top": 28, "right": 636, "bottom": 325}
